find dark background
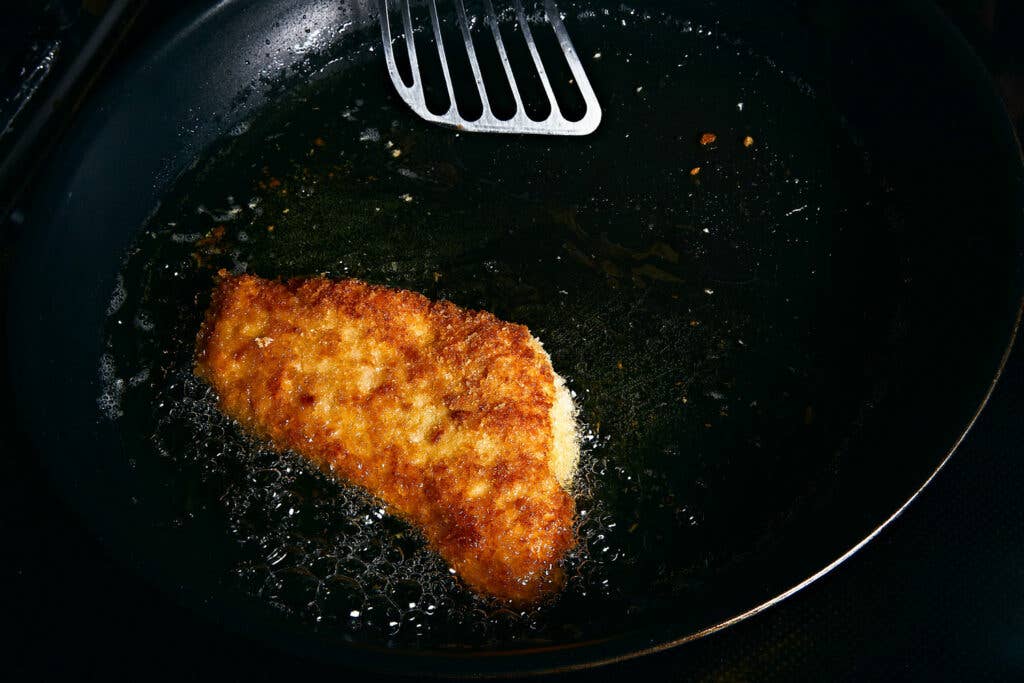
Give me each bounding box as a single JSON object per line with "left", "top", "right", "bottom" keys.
{"left": 2, "top": 1, "right": 1023, "bottom": 679}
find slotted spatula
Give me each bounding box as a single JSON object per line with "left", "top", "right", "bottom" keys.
{"left": 378, "top": 0, "right": 601, "bottom": 135}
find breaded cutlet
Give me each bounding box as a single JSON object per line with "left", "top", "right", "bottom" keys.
{"left": 194, "top": 274, "right": 579, "bottom": 602}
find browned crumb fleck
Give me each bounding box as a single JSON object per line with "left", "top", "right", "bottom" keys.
{"left": 266, "top": 225, "right": 275, "bottom": 232}
{"left": 743, "top": 135, "right": 754, "bottom": 148}
{"left": 690, "top": 166, "right": 701, "bottom": 176}
{"left": 191, "top": 226, "right": 228, "bottom": 268}
{"left": 196, "top": 225, "right": 226, "bottom": 249}
{"left": 699, "top": 132, "right": 717, "bottom": 145}
{"left": 314, "top": 137, "right": 326, "bottom": 147}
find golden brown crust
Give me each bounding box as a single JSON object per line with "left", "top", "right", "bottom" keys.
{"left": 195, "top": 274, "right": 576, "bottom": 602}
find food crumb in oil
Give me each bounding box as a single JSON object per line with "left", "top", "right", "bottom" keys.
{"left": 391, "top": 148, "right": 402, "bottom": 158}
{"left": 266, "top": 224, "right": 275, "bottom": 232}
{"left": 400, "top": 193, "right": 413, "bottom": 202}
{"left": 689, "top": 166, "right": 701, "bottom": 176}
{"left": 314, "top": 137, "right": 326, "bottom": 147}
{"left": 743, "top": 135, "right": 754, "bottom": 147}
{"left": 699, "top": 132, "right": 717, "bottom": 145}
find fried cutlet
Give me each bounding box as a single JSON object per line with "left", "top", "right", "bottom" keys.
{"left": 194, "top": 274, "right": 579, "bottom": 603}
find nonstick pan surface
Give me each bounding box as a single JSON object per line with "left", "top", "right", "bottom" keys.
{"left": 7, "top": 0, "right": 1023, "bottom": 675}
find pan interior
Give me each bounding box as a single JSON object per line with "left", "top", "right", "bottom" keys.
{"left": 97, "top": 2, "right": 903, "bottom": 651}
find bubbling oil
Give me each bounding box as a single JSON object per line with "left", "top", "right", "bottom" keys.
{"left": 147, "top": 361, "right": 623, "bottom": 644}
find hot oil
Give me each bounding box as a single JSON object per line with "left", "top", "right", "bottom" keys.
{"left": 98, "top": 2, "right": 899, "bottom": 647}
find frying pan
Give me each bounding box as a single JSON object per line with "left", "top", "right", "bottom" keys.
{"left": 6, "top": 0, "right": 1023, "bottom": 675}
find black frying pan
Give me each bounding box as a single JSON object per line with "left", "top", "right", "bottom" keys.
{"left": 7, "top": 0, "right": 1023, "bottom": 675}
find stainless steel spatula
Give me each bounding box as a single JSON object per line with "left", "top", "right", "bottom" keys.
{"left": 378, "top": 0, "right": 601, "bottom": 135}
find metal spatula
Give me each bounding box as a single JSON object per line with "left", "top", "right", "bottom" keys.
{"left": 378, "top": 0, "right": 601, "bottom": 135}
